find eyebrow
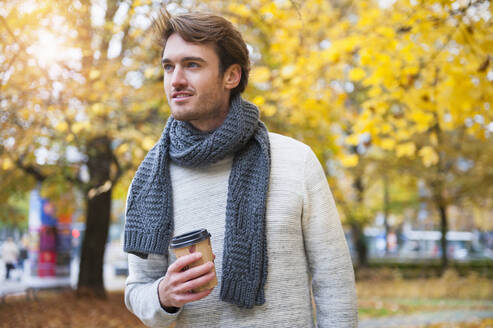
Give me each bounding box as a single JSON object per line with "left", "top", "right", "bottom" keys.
{"left": 161, "top": 56, "right": 207, "bottom": 66}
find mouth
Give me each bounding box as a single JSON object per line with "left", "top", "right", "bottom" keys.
{"left": 171, "top": 91, "right": 193, "bottom": 101}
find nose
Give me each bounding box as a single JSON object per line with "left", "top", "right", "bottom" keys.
{"left": 171, "top": 66, "right": 187, "bottom": 89}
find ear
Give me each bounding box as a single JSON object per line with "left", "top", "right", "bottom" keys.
{"left": 223, "top": 64, "right": 242, "bottom": 90}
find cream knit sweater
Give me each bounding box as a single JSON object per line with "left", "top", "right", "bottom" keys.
{"left": 124, "top": 133, "right": 357, "bottom": 327}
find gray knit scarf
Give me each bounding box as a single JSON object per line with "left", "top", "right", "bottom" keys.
{"left": 124, "top": 95, "right": 270, "bottom": 308}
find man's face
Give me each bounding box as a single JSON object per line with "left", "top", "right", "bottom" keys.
{"left": 162, "top": 33, "right": 233, "bottom": 132}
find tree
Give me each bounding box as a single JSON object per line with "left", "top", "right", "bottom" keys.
{"left": 0, "top": 0, "right": 167, "bottom": 296}
{"left": 208, "top": 0, "right": 493, "bottom": 268}
{"left": 340, "top": 0, "right": 493, "bottom": 268}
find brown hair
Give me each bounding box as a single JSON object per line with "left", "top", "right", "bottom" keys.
{"left": 153, "top": 10, "right": 250, "bottom": 97}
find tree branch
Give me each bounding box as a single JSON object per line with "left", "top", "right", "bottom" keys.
{"left": 15, "top": 157, "right": 46, "bottom": 182}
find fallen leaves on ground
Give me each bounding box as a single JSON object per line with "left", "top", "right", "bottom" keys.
{"left": 357, "top": 270, "right": 493, "bottom": 319}
{"left": 1, "top": 271, "right": 492, "bottom": 327}
{"left": 427, "top": 318, "right": 493, "bottom": 328}
{"left": 0, "top": 291, "right": 146, "bottom": 328}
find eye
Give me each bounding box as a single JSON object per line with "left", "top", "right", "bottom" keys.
{"left": 187, "top": 62, "right": 200, "bottom": 68}
{"left": 163, "top": 64, "right": 174, "bottom": 72}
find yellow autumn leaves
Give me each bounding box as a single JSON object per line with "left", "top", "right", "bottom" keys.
{"left": 215, "top": 0, "right": 493, "bottom": 171}
{"left": 331, "top": 0, "right": 492, "bottom": 169}
{"left": 3, "top": 0, "right": 491, "bottom": 177}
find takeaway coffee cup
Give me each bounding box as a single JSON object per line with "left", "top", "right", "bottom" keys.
{"left": 170, "top": 229, "right": 217, "bottom": 292}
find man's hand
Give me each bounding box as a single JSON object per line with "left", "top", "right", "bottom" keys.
{"left": 158, "top": 252, "right": 216, "bottom": 309}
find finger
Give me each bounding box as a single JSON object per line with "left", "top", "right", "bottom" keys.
{"left": 177, "top": 261, "right": 214, "bottom": 283}
{"left": 176, "top": 270, "right": 216, "bottom": 293}
{"left": 176, "top": 288, "right": 213, "bottom": 304}
{"left": 168, "top": 252, "right": 202, "bottom": 273}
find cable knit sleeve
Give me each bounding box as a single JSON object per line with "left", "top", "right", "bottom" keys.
{"left": 301, "top": 148, "right": 358, "bottom": 328}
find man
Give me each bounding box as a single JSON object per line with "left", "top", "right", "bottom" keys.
{"left": 124, "top": 10, "right": 357, "bottom": 328}
{"left": 1, "top": 237, "right": 19, "bottom": 280}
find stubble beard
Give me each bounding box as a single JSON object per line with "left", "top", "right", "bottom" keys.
{"left": 168, "top": 84, "right": 229, "bottom": 124}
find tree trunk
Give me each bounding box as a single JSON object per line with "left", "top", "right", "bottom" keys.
{"left": 351, "top": 222, "right": 368, "bottom": 267}
{"left": 351, "top": 175, "right": 368, "bottom": 267}
{"left": 438, "top": 203, "right": 448, "bottom": 269}
{"left": 77, "top": 137, "right": 113, "bottom": 298}
{"left": 383, "top": 174, "right": 390, "bottom": 254}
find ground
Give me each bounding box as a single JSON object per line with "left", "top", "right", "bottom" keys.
{"left": 357, "top": 269, "right": 493, "bottom": 328}
{"left": 0, "top": 269, "right": 492, "bottom": 328}
{"left": 0, "top": 291, "right": 146, "bottom": 328}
